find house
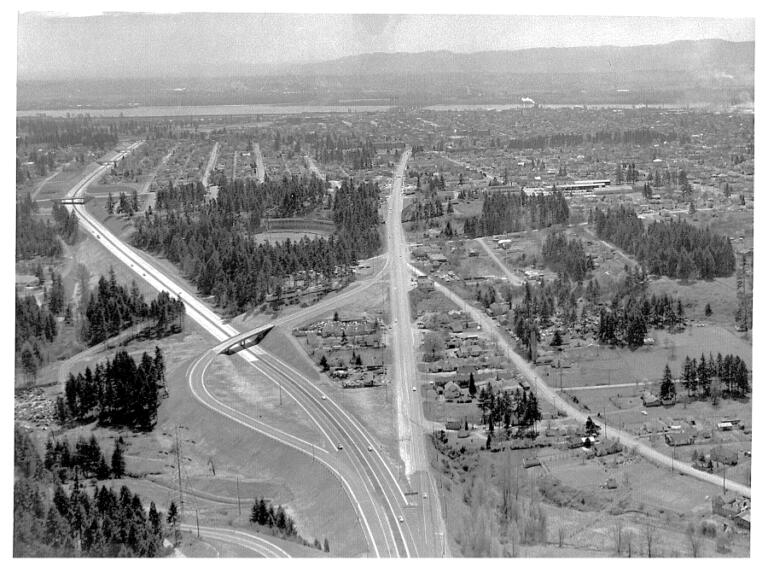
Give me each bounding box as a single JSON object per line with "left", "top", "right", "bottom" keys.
{"left": 416, "top": 276, "right": 434, "bottom": 290}
{"left": 712, "top": 494, "right": 750, "bottom": 518}
{"left": 427, "top": 253, "right": 448, "bottom": 264}
{"left": 711, "top": 446, "right": 739, "bottom": 466}
{"left": 443, "top": 381, "right": 462, "bottom": 400}
{"left": 665, "top": 429, "right": 694, "bottom": 446}
{"left": 734, "top": 510, "right": 751, "bottom": 530}
{"left": 641, "top": 391, "right": 661, "bottom": 407}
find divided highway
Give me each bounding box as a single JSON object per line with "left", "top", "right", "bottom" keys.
{"left": 63, "top": 142, "right": 418, "bottom": 557}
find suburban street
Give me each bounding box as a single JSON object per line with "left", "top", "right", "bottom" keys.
{"left": 475, "top": 237, "right": 525, "bottom": 285}
{"left": 413, "top": 266, "right": 752, "bottom": 499}
{"left": 253, "top": 143, "right": 265, "bottom": 183}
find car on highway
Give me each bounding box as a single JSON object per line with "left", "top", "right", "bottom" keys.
{"left": 398, "top": 515, "right": 404, "bottom": 523}
{"left": 337, "top": 444, "right": 343, "bottom": 450}
{"left": 367, "top": 445, "right": 373, "bottom": 452}
{"left": 321, "top": 395, "right": 327, "bottom": 400}
{"left": 412, "top": 386, "right": 417, "bottom": 392}
{"left": 423, "top": 493, "right": 428, "bottom": 499}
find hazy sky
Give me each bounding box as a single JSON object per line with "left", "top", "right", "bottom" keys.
{"left": 17, "top": 12, "right": 754, "bottom": 80}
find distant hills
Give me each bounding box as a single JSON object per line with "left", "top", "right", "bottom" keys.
{"left": 298, "top": 39, "right": 753, "bottom": 77}
{"left": 17, "top": 39, "right": 753, "bottom": 110}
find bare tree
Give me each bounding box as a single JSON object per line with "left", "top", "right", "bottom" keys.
{"left": 558, "top": 523, "right": 566, "bottom": 548}
{"left": 687, "top": 522, "right": 701, "bottom": 557}
{"left": 643, "top": 522, "right": 657, "bottom": 558}
{"left": 613, "top": 520, "right": 624, "bottom": 556}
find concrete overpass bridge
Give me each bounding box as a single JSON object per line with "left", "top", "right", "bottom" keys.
{"left": 215, "top": 323, "right": 275, "bottom": 355}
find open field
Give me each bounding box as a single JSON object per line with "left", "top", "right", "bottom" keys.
{"left": 549, "top": 326, "right": 751, "bottom": 391}
{"left": 252, "top": 231, "right": 325, "bottom": 244}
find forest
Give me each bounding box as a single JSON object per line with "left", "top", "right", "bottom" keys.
{"left": 591, "top": 206, "right": 735, "bottom": 279}
{"left": 133, "top": 178, "right": 380, "bottom": 312}
{"left": 14, "top": 427, "right": 166, "bottom": 557}
{"left": 541, "top": 232, "right": 593, "bottom": 282}
{"left": 677, "top": 352, "right": 750, "bottom": 399}
{"left": 59, "top": 347, "right": 166, "bottom": 431}
{"left": 80, "top": 270, "right": 185, "bottom": 345}
{"left": 16, "top": 196, "right": 62, "bottom": 259}
{"left": 463, "top": 191, "right": 569, "bottom": 237}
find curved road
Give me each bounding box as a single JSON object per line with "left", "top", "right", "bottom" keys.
{"left": 63, "top": 141, "right": 416, "bottom": 557}
{"left": 179, "top": 524, "right": 291, "bottom": 558}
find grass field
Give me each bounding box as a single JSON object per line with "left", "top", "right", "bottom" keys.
{"left": 252, "top": 231, "right": 325, "bottom": 244}
{"left": 550, "top": 326, "right": 751, "bottom": 391}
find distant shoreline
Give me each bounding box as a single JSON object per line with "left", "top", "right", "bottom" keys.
{"left": 16, "top": 101, "right": 753, "bottom": 118}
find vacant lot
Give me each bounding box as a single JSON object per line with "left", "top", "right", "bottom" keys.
{"left": 552, "top": 326, "right": 751, "bottom": 391}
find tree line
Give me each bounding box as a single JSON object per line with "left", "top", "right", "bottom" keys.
{"left": 504, "top": 127, "right": 687, "bottom": 150}
{"left": 541, "top": 232, "right": 593, "bottom": 282}
{"left": 477, "top": 384, "right": 542, "bottom": 432}
{"left": 14, "top": 427, "right": 166, "bottom": 557}
{"left": 16, "top": 195, "right": 62, "bottom": 259}
{"left": 676, "top": 352, "right": 750, "bottom": 399}
{"left": 80, "top": 269, "right": 184, "bottom": 346}
{"left": 43, "top": 434, "right": 126, "bottom": 483}
{"left": 133, "top": 179, "right": 378, "bottom": 312}
{"left": 58, "top": 347, "right": 166, "bottom": 431}
{"left": 598, "top": 280, "right": 685, "bottom": 349}
{"left": 591, "top": 206, "right": 735, "bottom": 279}
{"left": 463, "top": 191, "right": 569, "bottom": 237}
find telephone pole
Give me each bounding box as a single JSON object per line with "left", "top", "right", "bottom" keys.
{"left": 236, "top": 476, "right": 242, "bottom": 517}
{"left": 175, "top": 426, "right": 184, "bottom": 521}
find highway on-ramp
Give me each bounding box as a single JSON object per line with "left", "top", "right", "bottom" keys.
{"left": 179, "top": 524, "right": 291, "bottom": 558}
{"left": 63, "top": 141, "right": 418, "bottom": 558}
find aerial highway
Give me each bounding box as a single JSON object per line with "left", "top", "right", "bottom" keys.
{"left": 63, "top": 141, "right": 418, "bottom": 557}
{"left": 386, "top": 149, "right": 448, "bottom": 557}
{"left": 410, "top": 265, "right": 752, "bottom": 499}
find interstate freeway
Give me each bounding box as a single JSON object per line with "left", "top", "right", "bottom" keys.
{"left": 62, "top": 141, "right": 430, "bottom": 557}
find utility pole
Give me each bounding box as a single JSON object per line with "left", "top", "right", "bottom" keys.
{"left": 196, "top": 509, "right": 200, "bottom": 538}
{"left": 175, "top": 426, "right": 184, "bottom": 521}
{"left": 236, "top": 476, "right": 241, "bottom": 517}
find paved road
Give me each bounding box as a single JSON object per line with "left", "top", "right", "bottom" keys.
{"left": 202, "top": 142, "right": 220, "bottom": 187}
{"left": 582, "top": 225, "right": 635, "bottom": 265}
{"left": 413, "top": 267, "right": 751, "bottom": 499}
{"left": 179, "top": 524, "right": 291, "bottom": 558}
{"left": 64, "top": 142, "right": 414, "bottom": 558}
{"left": 253, "top": 143, "right": 265, "bottom": 183}
{"left": 474, "top": 237, "right": 524, "bottom": 286}
{"left": 386, "top": 148, "right": 448, "bottom": 557}
{"left": 304, "top": 154, "right": 323, "bottom": 179}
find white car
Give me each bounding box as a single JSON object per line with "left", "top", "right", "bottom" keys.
{"left": 412, "top": 386, "right": 417, "bottom": 392}
{"left": 321, "top": 395, "right": 327, "bottom": 400}
{"left": 367, "top": 445, "right": 373, "bottom": 452}
{"left": 423, "top": 493, "right": 428, "bottom": 499}
{"left": 398, "top": 516, "right": 404, "bottom": 523}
